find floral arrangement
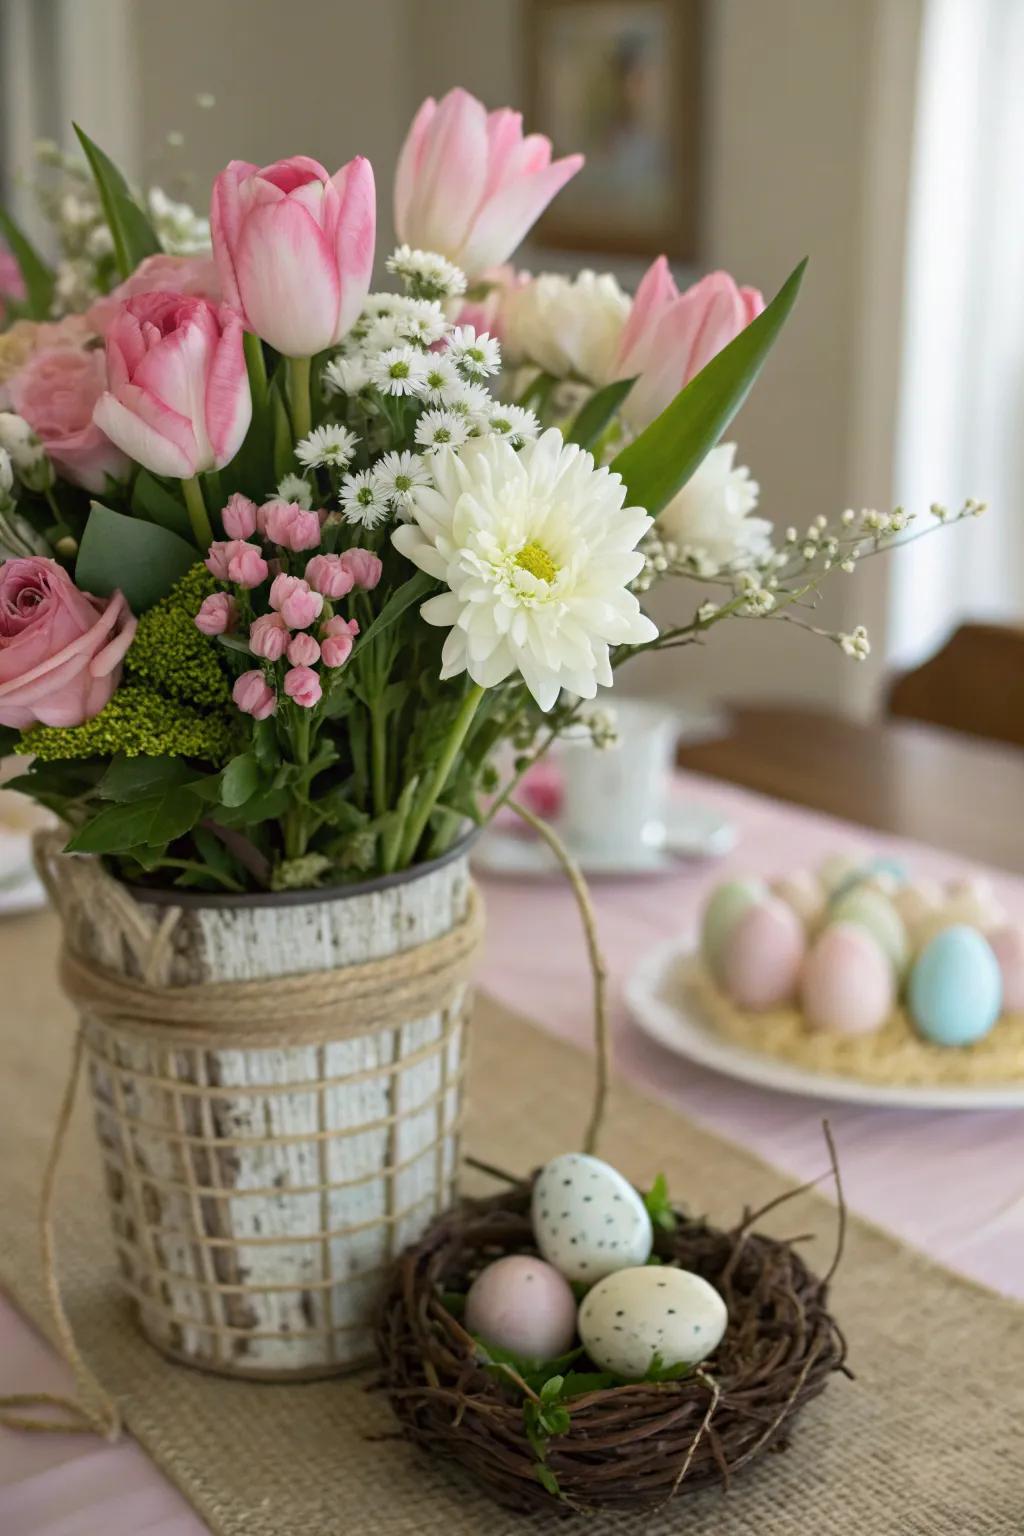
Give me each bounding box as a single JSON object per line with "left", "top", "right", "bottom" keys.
{"left": 0, "top": 90, "right": 979, "bottom": 894}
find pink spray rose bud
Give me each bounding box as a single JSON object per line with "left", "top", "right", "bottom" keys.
{"left": 84, "top": 252, "right": 221, "bottom": 337}
{"left": 249, "top": 612, "right": 291, "bottom": 661}
{"left": 232, "top": 669, "right": 277, "bottom": 720}
{"left": 9, "top": 345, "right": 130, "bottom": 494}
{"left": 211, "top": 155, "right": 376, "bottom": 357}
{"left": 206, "top": 539, "right": 269, "bottom": 589}
{"left": 339, "top": 548, "right": 382, "bottom": 591}
{"left": 262, "top": 500, "right": 321, "bottom": 552}
{"left": 194, "top": 592, "right": 237, "bottom": 636}
{"left": 286, "top": 631, "right": 320, "bottom": 666}
{"left": 283, "top": 665, "right": 322, "bottom": 709}
{"left": 222, "top": 491, "right": 259, "bottom": 539}
{"left": 394, "top": 88, "right": 584, "bottom": 278}
{"left": 613, "top": 258, "right": 765, "bottom": 433}
{"left": 304, "top": 553, "right": 355, "bottom": 599}
{"left": 0, "top": 558, "right": 137, "bottom": 729}
{"left": 269, "top": 573, "right": 323, "bottom": 630}
{"left": 320, "top": 614, "right": 359, "bottom": 669}
{"left": 93, "top": 293, "right": 252, "bottom": 479}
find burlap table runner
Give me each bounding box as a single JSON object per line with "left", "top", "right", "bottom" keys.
{"left": 1, "top": 908, "right": 1021, "bottom": 1534}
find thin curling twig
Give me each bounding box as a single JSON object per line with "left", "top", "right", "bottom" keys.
{"left": 821, "top": 1118, "right": 847, "bottom": 1286}
{"left": 507, "top": 799, "right": 610, "bottom": 1155}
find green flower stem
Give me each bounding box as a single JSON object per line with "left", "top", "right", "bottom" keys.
{"left": 370, "top": 702, "right": 388, "bottom": 818}
{"left": 243, "top": 330, "right": 268, "bottom": 413}
{"left": 284, "top": 705, "right": 313, "bottom": 859}
{"left": 287, "top": 354, "right": 312, "bottom": 442}
{"left": 397, "top": 683, "right": 485, "bottom": 868}
{"left": 181, "top": 476, "right": 214, "bottom": 550}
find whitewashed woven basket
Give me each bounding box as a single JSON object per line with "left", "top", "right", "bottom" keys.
{"left": 40, "top": 837, "right": 478, "bottom": 1380}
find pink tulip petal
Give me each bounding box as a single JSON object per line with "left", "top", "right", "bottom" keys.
{"left": 394, "top": 96, "right": 437, "bottom": 240}
{"left": 741, "top": 284, "right": 766, "bottom": 324}
{"left": 406, "top": 87, "right": 489, "bottom": 256}
{"left": 675, "top": 272, "right": 752, "bottom": 380}
{"left": 205, "top": 306, "right": 252, "bottom": 467}
{"left": 210, "top": 160, "right": 259, "bottom": 313}
{"left": 329, "top": 156, "right": 376, "bottom": 340}
{"left": 234, "top": 200, "right": 341, "bottom": 357}
{"left": 258, "top": 155, "right": 331, "bottom": 193}
{"left": 482, "top": 109, "right": 526, "bottom": 198}
{"left": 616, "top": 255, "right": 678, "bottom": 373}
{"left": 502, "top": 132, "right": 555, "bottom": 181}
{"left": 93, "top": 385, "right": 198, "bottom": 479}
{"left": 459, "top": 152, "right": 584, "bottom": 274}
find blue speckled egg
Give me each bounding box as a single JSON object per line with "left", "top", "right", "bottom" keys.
{"left": 908, "top": 925, "right": 1002, "bottom": 1046}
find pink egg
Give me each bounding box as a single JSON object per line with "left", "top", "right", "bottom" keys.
{"left": 801, "top": 922, "right": 893, "bottom": 1036}
{"left": 465, "top": 1255, "right": 577, "bottom": 1361}
{"left": 719, "top": 897, "right": 807, "bottom": 1010}
{"left": 987, "top": 925, "right": 1024, "bottom": 1013}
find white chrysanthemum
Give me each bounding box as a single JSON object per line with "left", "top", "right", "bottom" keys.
{"left": 502, "top": 270, "right": 630, "bottom": 385}
{"left": 277, "top": 472, "right": 313, "bottom": 508}
{"left": 484, "top": 404, "right": 541, "bottom": 447}
{"left": 340, "top": 469, "right": 390, "bottom": 529}
{"left": 367, "top": 345, "right": 428, "bottom": 397}
{"left": 414, "top": 409, "right": 471, "bottom": 452}
{"left": 656, "top": 443, "right": 770, "bottom": 572}
{"left": 446, "top": 324, "right": 501, "bottom": 379}
{"left": 295, "top": 423, "right": 360, "bottom": 470}
{"left": 323, "top": 355, "right": 370, "bottom": 397}
{"left": 387, "top": 244, "right": 467, "bottom": 300}
{"left": 420, "top": 355, "right": 463, "bottom": 405}
{"left": 375, "top": 450, "right": 431, "bottom": 510}
{"left": 392, "top": 429, "right": 657, "bottom": 711}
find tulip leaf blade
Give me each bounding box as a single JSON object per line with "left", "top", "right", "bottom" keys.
{"left": 76, "top": 501, "right": 197, "bottom": 611}
{"left": 269, "top": 378, "right": 294, "bottom": 483}
{"left": 610, "top": 259, "right": 807, "bottom": 515}
{"left": 73, "top": 123, "right": 161, "bottom": 281}
{"left": 358, "top": 570, "right": 437, "bottom": 651}
{"left": 131, "top": 470, "right": 193, "bottom": 541}
{"left": 0, "top": 207, "right": 55, "bottom": 320}
{"left": 567, "top": 376, "right": 636, "bottom": 450}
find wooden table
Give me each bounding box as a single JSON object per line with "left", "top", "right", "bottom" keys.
{"left": 677, "top": 704, "right": 1024, "bottom": 873}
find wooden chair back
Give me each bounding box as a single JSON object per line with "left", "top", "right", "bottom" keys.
{"left": 887, "top": 622, "right": 1024, "bottom": 748}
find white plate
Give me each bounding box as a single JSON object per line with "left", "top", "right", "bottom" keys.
{"left": 625, "top": 940, "right": 1024, "bottom": 1110}
{"left": 474, "top": 804, "right": 737, "bottom": 879}
{"left": 0, "top": 865, "right": 47, "bottom": 917}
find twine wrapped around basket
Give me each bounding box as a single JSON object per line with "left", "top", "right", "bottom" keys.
{"left": 33, "top": 830, "right": 483, "bottom": 1389}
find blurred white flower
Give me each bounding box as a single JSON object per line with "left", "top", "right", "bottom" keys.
{"left": 277, "top": 473, "right": 313, "bottom": 508}
{"left": 656, "top": 443, "right": 770, "bottom": 572}
{"left": 375, "top": 450, "right": 431, "bottom": 510}
{"left": 386, "top": 245, "right": 467, "bottom": 301}
{"left": 503, "top": 270, "right": 630, "bottom": 386}
{"left": 445, "top": 324, "right": 501, "bottom": 379}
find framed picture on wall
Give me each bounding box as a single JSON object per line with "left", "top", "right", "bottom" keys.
{"left": 525, "top": 0, "right": 703, "bottom": 258}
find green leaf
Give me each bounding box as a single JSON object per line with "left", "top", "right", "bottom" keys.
{"left": 358, "top": 571, "right": 437, "bottom": 652}
{"left": 98, "top": 755, "right": 194, "bottom": 802}
{"left": 561, "top": 1371, "right": 620, "bottom": 1396}
{"left": 0, "top": 208, "right": 55, "bottom": 319}
{"left": 269, "top": 378, "right": 294, "bottom": 483}
{"left": 73, "top": 123, "right": 161, "bottom": 280}
{"left": 131, "top": 472, "right": 192, "bottom": 540}
{"left": 216, "top": 632, "right": 254, "bottom": 657}
{"left": 534, "top": 1464, "right": 561, "bottom": 1498}
{"left": 567, "top": 377, "right": 636, "bottom": 449}
{"left": 539, "top": 1375, "right": 565, "bottom": 1403}
{"left": 76, "top": 502, "right": 197, "bottom": 611}
{"left": 220, "top": 752, "right": 261, "bottom": 808}
{"left": 65, "top": 787, "right": 203, "bottom": 854}
{"left": 611, "top": 259, "right": 807, "bottom": 515}
{"left": 643, "top": 1172, "right": 678, "bottom": 1234}
{"left": 0, "top": 724, "right": 21, "bottom": 758}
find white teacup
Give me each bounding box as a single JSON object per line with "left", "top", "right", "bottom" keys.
{"left": 559, "top": 699, "right": 678, "bottom": 864}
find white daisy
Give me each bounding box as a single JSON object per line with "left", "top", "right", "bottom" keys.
{"left": 367, "top": 346, "right": 428, "bottom": 397}
{"left": 445, "top": 381, "right": 493, "bottom": 423}
{"left": 339, "top": 469, "right": 391, "bottom": 529}
{"left": 420, "top": 355, "right": 463, "bottom": 405}
{"left": 446, "top": 324, "right": 501, "bottom": 379}
{"left": 295, "top": 423, "right": 360, "bottom": 470}
{"left": 375, "top": 450, "right": 431, "bottom": 511}
{"left": 392, "top": 429, "right": 658, "bottom": 711}
{"left": 361, "top": 314, "right": 407, "bottom": 353}
{"left": 276, "top": 473, "right": 313, "bottom": 508}
{"left": 484, "top": 404, "right": 541, "bottom": 448}
{"left": 396, "top": 298, "right": 449, "bottom": 348}
{"left": 323, "top": 355, "right": 371, "bottom": 397}
{"left": 386, "top": 244, "right": 467, "bottom": 301}
{"left": 414, "top": 409, "right": 471, "bottom": 452}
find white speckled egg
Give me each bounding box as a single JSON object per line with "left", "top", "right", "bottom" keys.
{"left": 465, "top": 1255, "right": 577, "bottom": 1361}
{"left": 532, "top": 1153, "right": 652, "bottom": 1283}
{"left": 700, "top": 877, "right": 769, "bottom": 980}
{"left": 987, "top": 926, "right": 1024, "bottom": 1013}
{"left": 828, "top": 886, "right": 908, "bottom": 976}
{"left": 578, "top": 1266, "right": 727, "bottom": 1379}
{"left": 818, "top": 848, "right": 870, "bottom": 894}
{"left": 801, "top": 921, "right": 894, "bottom": 1036}
{"left": 772, "top": 870, "right": 826, "bottom": 930}
{"left": 908, "top": 926, "right": 1002, "bottom": 1047}
{"left": 719, "top": 897, "right": 807, "bottom": 1010}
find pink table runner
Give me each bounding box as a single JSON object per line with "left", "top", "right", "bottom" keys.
{"left": 3, "top": 771, "right": 1022, "bottom": 1534}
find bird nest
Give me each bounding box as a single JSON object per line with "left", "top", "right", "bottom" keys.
{"left": 376, "top": 1168, "right": 849, "bottom": 1517}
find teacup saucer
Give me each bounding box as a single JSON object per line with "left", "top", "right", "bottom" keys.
{"left": 473, "top": 803, "right": 737, "bottom": 880}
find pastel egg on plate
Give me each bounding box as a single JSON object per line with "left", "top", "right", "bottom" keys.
{"left": 465, "top": 1255, "right": 577, "bottom": 1361}
{"left": 578, "top": 1266, "right": 727, "bottom": 1379}
{"left": 892, "top": 878, "right": 943, "bottom": 936}
{"left": 700, "top": 877, "right": 769, "bottom": 981}
{"left": 818, "top": 848, "right": 871, "bottom": 895}
{"left": 532, "top": 1153, "right": 653, "bottom": 1283}
{"left": 942, "top": 876, "right": 1007, "bottom": 932}
{"left": 718, "top": 897, "right": 807, "bottom": 1010}
{"left": 986, "top": 925, "right": 1024, "bottom": 1013}
{"left": 801, "top": 921, "right": 894, "bottom": 1036}
{"left": 828, "top": 886, "right": 909, "bottom": 976}
{"left": 772, "top": 869, "right": 826, "bottom": 930}
{"left": 908, "top": 925, "right": 1002, "bottom": 1047}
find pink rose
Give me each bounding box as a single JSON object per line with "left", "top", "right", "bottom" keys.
{"left": 205, "top": 539, "right": 268, "bottom": 589}
{"left": 211, "top": 155, "right": 375, "bottom": 357}
{"left": 222, "top": 492, "right": 259, "bottom": 539}
{"left": 286, "top": 632, "right": 320, "bottom": 666}
{"left": 85, "top": 253, "right": 221, "bottom": 337}
{"left": 9, "top": 346, "right": 130, "bottom": 493}
{"left": 339, "top": 548, "right": 382, "bottom": 591}
{"left": 283, "top": 665, "right": 321, "bottom": 709}
{"left": 304, "top": 553, "right": 355, "bottom": 599}
{"left": 232, "top": 669, "right": 276, "bottom": 720}
{"left": 0, "top": 558, "right": 136, "bottom": 728}
{"left": 320, "top": 614, "right": 359, "bottom": 669}
{"left": 249, "top": 613, "right": 290, "bottom": 660}
{"left": 0, "top": 245, "right": 26, "bottom": 326}
{"left": 93, "top": 292, "right": 251, "bottom": 479}
{"left": 269, "top": 573, "right": 323, "bottom": 630}
{"left": 194, "top": 592, "right": 237, "bottom": 636}
{"left": 262, "top": 500, "right": 321, "bottom": 552}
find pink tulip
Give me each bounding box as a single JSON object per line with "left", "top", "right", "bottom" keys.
{"left": 0, "top": 245, "right": 26, "bottom": 324}
{"left": 211, "top": 155, "right": 375, "bottom": 357}
{"left": 304, "top": 553, "right": 355, "bottom": 599}
{"left": 222, "top": 492, "right": 259, "bottom": 539}
{"left": 249, "top": 612, "right": 290, "bottom": 661}
{"left": 614, "top": 259, "right": 765, "bottom": 432}
{"left": 283, "top": 664, "right": 322, "bottom": 709}
{"left": 394, "top": 89, "right": 584, "bottom": 278}
{"left": 339, "top": 548, "right": 382, "bottom": 591}
{"left": 205, "top": 539, "right": 268, "bottom": 589}
{"left": 262, "top": 500, "right": 321, "bottom": 552}
{"left": 233, "top": 669, "right": 276, "bottom": 720}
{"left": 0, "top": 558, "right": 136, "bottom": 729}
{"left": 93, "top": 293, "right": 251, "bottom": 479}
{"left": 286, "top": 632, "right": 320, "bottom": 667}
{"left": 10, "top": 346, "right": 130, "bottom": 493}
{"left": 194, "top": 593, "right": 237, "bottom": 636}
{"left": 269, "top": 573, "right": 323, "bottom": 630}
{"left": 320, "top": 614, "right": 359, "bottom": 669}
